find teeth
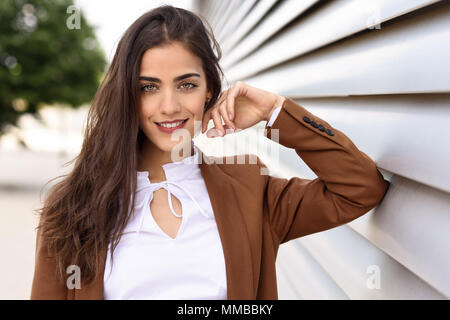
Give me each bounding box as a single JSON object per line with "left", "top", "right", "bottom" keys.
{"left": 158, "top": 120, "right": 184, "bottom": 128}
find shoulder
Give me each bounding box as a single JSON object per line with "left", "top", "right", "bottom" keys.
{"left": 201, "top": 152, "right": 266, "bottom": 168}
{"left": 200, "top": 152, "right": 269, "bottom": 182}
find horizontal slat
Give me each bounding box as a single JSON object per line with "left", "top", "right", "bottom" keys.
{"left": 221, "top": 0, "right": 318, "bottom": 68}
{"left": 215, "top": 0, "right": 257, "bottom": 44}
{"left": 229, "top": 1, "right": 449, "bottom": 93}
{"left": 275, "top": 259, "right": 302, "bottom": 299}
{"left": 277, "top": 240, "right": 348, "bottom": 299}
{"left": 206, "top": 0, "right": 222, "bottom": 26}
{"left": 220, "top": 0, "right": 278, "bottom": 55}
{"left": 290, "top": 95, "right": 450, "bottom": 193}
{"left": 225, "top": 0, "right": 442, "bottom": 77}
{"left": 297, "top": 224, "right": 447, "bottom": 299}
{"left": 207, "top": 122, "right": 449, "bottom": 298}
{"left": 214, "top": 96, "right": 450, "bottom": 297}
{"left": 203, "top": 0, "right": 215, "bottom": 19}
{"left": 202, "top": 109, "right": 450, "bottom": 298}
{"left": 195, "top": 0, "right": 450, "bottom": 301}
{"left": 200, "top": 93, "right": 450, "bottom": 193}
{"left": 210, "top": 0, "right": 229, "bottom": 29}
{"left": 348, "top": 174, "right": 450, "bottom": 298}
{"left": 212, "top": 0, "right": 243, "bottom": 43}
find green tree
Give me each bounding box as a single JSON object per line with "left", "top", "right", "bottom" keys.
{"left": 0, "top": 0, "right": 107, "bottom": 139}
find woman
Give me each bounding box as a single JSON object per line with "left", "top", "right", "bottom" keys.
{"left": 30, "top": 5, "right": 390, "bottom": 300}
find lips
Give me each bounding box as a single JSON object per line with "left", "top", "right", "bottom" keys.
{"left": 155, "top": 118, "right": 188, "bottom": 133}
{"left": 155, "top": 118, "right": 188, "bottom": 125}
{"left": 155, "top": 118, "right": 188, "bottom": 127}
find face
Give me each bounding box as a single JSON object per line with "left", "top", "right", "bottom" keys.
{"left": 138, "top": 41, "right": 211, "bottom": 154}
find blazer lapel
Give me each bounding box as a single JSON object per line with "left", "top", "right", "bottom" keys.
{"left": 74, "top": 150, "right": 255, "bottom": 300}
{"left": 199, "top": 152, "right": 255, "bottom": 299}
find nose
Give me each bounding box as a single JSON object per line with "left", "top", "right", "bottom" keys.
{"left": 159, "top": 90, "right": 181, "bottom": 115}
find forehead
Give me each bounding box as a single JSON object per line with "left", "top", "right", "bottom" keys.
{"left": 139, "top": 42, "right": 203, "bottom": 77}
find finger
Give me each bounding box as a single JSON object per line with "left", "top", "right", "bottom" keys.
{"left": 206, "top": 88, "right": 230, "bottom": 135}
{"left": 207, "top": 124, "right": 235, "bottom": 138}
{"left": 210, "top": 107, "right": 225, "bottom": 136}
{"left": 225, "top": 85, "right": 239, "bottom": 122}
{"left": 219, "top": 101, "right": 235, "bottom": 131}
{"left": 202, "top": 91, "right": 225, "bottom": 134}
{"left": 202, "top": 108, "right": 212, "bottom": 134}
{"left": 215, "top": 89, "right": 228, "bottom": 106}
{"left": 223, "top": 124, "right": 236, "bottom": 134}
{"left": 206, "top": 127, "right": 222, "bottom": 138}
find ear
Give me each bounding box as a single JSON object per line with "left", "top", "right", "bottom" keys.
{"left": 205, "top": 92, "right": 212, "bottom": 106}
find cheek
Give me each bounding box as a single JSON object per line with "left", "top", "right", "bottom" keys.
{"left": 138, "top": 107, "right": 146, "bottom": 127}
{"left": 138, "top": 100, "right": 154, "bottom": 123}
{"left": 191, "top": 101, "right": 205, "bottom": 118}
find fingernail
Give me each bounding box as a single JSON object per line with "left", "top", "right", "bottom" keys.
{"left": 208, "top": 129, "right": 220, "bottom": 138}
{"left": 228, "top": 113, "right": 233, "bottom": 120}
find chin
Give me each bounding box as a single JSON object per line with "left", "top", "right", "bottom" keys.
{"left": 145, "top": 126, "right": 194, "bottom": 151}
{"left": 153, "top": 142, "right": 177, "bottom": 153}
{"left": 154, "top": 138, "right": 191, "bottom": 153}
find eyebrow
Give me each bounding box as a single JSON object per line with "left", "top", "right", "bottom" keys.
{"left": 138, "top": 73, "right": 201, "bottom": 83}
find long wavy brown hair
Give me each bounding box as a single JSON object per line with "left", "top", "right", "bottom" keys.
{"left": 34, "top": 5, "right": 225, "bottom": 285}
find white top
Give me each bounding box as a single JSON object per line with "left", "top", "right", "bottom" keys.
{"left": 102, "top": 108, "right": 281, "bottom": 300}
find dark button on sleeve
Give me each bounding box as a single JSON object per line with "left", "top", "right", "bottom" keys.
{"left": 311, "top": 121, "right": 319, "bottom": 128}
{"left": 325, "top": 129, "right": 335, "bottom": 136}
{"left": 303, "top": 116, "right": 311, "bottom": 123}
{"left": 318, "top": 124, "right": 325, "bottom": 132}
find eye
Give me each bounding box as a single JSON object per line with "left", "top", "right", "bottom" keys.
{"left": 140, "top": 84, "right": 156, "bottom": 92}
{"left": 180, "top": 82, "right": 198, "bottom": 90}
{"left": 140, "top": 82, "right": 198, "bottom": 94}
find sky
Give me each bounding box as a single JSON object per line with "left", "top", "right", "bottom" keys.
{"left": 74, "top": 0, "right": 195, "bottom": 62}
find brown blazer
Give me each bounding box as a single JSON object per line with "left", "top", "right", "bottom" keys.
{"left": 30, "top": 97, "right": 390, "bottom": 300}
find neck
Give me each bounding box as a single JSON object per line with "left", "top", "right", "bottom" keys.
{"left": 138, "top": 139, "right": 195, "bottom": 181}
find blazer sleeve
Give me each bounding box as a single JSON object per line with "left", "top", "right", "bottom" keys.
{"left": 258, "top": 97, "right": 390, "bottom": 244}
{"left": 30, "top": 218, "right": 67, "bottom": 299}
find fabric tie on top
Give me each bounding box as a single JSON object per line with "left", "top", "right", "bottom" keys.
{"left": 135, "top": 142, "right": 211, "bottom": 235}
{"left": 136, "top": 180, "right": 210, "bottom": 234}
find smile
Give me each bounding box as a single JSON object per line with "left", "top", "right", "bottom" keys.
{"left": 155, "top": 118, "right": 188, "bottom": 133}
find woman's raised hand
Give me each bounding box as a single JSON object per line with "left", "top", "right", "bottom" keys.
{"left": 201, "top": 81, "right": 285, "bottom": 138}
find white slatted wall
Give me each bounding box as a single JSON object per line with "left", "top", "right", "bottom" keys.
{"left": 192, "top": 0, "right": 450, "bottom": 299}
